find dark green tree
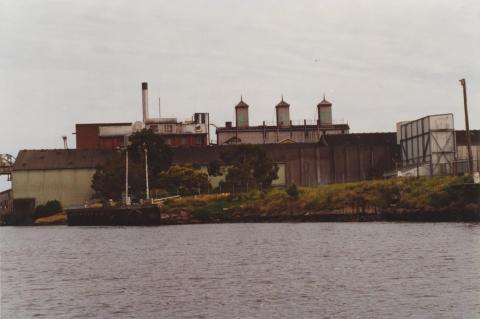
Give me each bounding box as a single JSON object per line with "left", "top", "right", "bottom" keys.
{"left": 207, "top": 159, "right": 223, "bottom": 176}
{"left": 286, "top": 184, "right": 299, "bottom": 199}
{"left": 34, "top": 200, "right": 62, "bottom": 219}
{"left": 220, "top": 145, "right": 278, "bottom": 191}
{"left": 127, "top": 129, "right": 173, "bottom": 175}
{"left": 91, "top": 152, "right": 145, "bottom": 200}
{"left": 91, "top": 129, "right": 173, "bottom": 200}
{"left": 157, "top": 164, "right": 210, "bottom": 196}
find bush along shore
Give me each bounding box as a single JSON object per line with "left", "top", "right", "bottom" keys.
{"left": 159, "top": 176, "right": 480, "bottom": 224}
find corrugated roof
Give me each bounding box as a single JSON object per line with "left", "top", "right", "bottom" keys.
{"left": 13, "top": 149, "right": 114, "bottom": 171}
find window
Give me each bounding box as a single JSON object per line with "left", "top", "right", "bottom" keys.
{"left": 150, "top": 125, "right": 158, "bottom": 133}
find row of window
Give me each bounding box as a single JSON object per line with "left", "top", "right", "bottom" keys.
{"left": 164, "top": 136, "right": 205, "bottom": 145}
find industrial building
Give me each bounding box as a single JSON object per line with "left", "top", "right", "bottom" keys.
{"left": 7, "top": 129, "right": 479, "bottom": 212}
{"left": 0, "top": 189, "right": 12, "bottom": 215}
{"left": 76, "top": 82, "right": 210, "bottom": 149}
{"left": 176, "top": 133, "right": 398, "bottom": 186}
{"left": 9, "top": 133, "right": 399, "bottom": 209}
{"left": 216, "top": 96, "right": 349, "bottom": 145}
{"left": 11, "top": 149, "right": 112, "bottom": 208}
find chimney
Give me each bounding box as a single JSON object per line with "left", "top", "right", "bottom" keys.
{"left": 142, "top": 82, "right": 149, "bottom": 123}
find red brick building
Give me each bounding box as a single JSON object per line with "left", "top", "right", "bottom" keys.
{"left": 75, "top": 123, "right": 131, "bottom": 149}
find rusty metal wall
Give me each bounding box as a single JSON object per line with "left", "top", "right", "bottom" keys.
{"left": 173, "top": 133, "right": 400, "bottom": 186}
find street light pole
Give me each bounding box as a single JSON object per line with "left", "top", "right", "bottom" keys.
{"left": 125, "top": 149, "right": 129, "bottom": 205}
{"left": 460, "top": 79, "right": 473, "bottom": 175}
{"left": 144, "top": 143, "right": 150, "bottom": 200}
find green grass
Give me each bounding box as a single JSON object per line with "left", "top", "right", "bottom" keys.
{"left": 161, "top": 176, "right": 478, "bottom": 218}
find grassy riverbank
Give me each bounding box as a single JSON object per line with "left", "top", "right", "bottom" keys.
{"left": 18, "top": 176, "right": 479, "bottom": 225}
{"left": 160, "top": 176, "right": 480, "bottom": 223}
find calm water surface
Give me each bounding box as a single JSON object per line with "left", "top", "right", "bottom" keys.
{"left": 1, "top": 223, "right": 479, "bottom": 318}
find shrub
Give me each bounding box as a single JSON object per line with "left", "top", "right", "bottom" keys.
{"left": 34, "top": 200, "right": 62, "bottom": 219}
{"left": 286, "top": 184, "right": 299, "bottom": 199}
{"left": 192, "top": 200, "right": 230, "bottom": 221}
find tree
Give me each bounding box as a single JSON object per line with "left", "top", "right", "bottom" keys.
{"left": 220, "top": 145, "right": 278, "bottom": 191}
{"left": 207, "top": 159, "right": 223, "bottom": 176}
{"left": 91, "top": 152, "right": 145, "bottom": 200}
{"left": 34, "top": 200, "right": 62, "bottom": 219}
{"left": 157, "top": 164, "right": 210, "bottom": 196}
{"left": 127, "top": 129, "right": 173, "bottom": 175}
{"left": 91, "top": 129, "right": 173, "bottom": 201}
{"left": 286, "top": 184, "right": 299, "bottom": 199}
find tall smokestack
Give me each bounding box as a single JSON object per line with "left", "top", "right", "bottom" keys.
{"left": 142, "top": 82, "right": 149, "bottom": 123}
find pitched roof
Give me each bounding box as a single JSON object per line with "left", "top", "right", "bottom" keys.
{"left": 235, "top": 98, "right": 249, "bottom": 108}
{"left": 276, "top": 99, "right": 290, "bottom": 108}
{"left": 317, "top": 96, "right": 332, "bottom": 106}
{"left": 13, "top": 149, "right": 114, "bottom": 171}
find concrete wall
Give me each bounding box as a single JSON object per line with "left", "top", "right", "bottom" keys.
{"left": 12, "top": 169, "right": 96, "bottom": 208}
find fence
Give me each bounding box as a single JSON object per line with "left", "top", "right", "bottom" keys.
{"left": 397, "top": 159, "right": 480, "bottom": 177}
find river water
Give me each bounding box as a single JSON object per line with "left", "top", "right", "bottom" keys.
{"left": 1, "top": 223, "right": 479, "bottom": 318}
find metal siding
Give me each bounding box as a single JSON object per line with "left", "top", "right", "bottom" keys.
{"left": 429, "top": 114, "right": 454, "bottom": 130}
{"left": 12, "top": 169, "right": 96, "bottom": 208}
{"left": 98, "top": 125, "right": 132, "bottom": 137}
{"left": 399, "top": 114, "right": 454, "bottom": 170}
{"left": 76, "top": 125, "right": 100, "bottom": 149}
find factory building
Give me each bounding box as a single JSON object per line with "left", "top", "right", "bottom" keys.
{"left": 216, "top": 96, "right": 349, "bottom": 145}
{"left": 0, "top": 189, "right": 12, "bottom": 215}
{"left": 76, "top": 82, "right": 210, "bottom": 149}
{"left": 9, "top": 130, "right": 479, "bottom": 212}
{"left": 76, "top": 123, "right": 132, "bottom": 149}
{"left": 11, "top": 149, "right": 111, "bottom": 208}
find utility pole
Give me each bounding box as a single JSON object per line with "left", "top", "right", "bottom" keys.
{"left": 125, "top": 149, "right": 129, "bottom": 205}
{"left": 460, "top": 79, "right": 474, "bottom": 175}
{"left": 144, "top": 143, "right": 150, "bottom": 200}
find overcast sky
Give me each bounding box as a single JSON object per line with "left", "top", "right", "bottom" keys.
{"left": 1, "top": 0, "right": 479, "bottom": 190}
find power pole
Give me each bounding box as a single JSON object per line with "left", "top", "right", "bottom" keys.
{"left": 144, "top": 143, "right": 150, "bottom": 200}
{"left": 125, "top": 149, "right": 129, "bottom": 206}
{"left": 459, "top": 79, "right": 474, "bottom": 174}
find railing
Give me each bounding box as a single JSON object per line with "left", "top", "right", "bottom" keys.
{"left": 395, "top": 159, "right": 480, "bottom": 177}
{"left": 250, "top": 119, "right": 348, "bottom": 127}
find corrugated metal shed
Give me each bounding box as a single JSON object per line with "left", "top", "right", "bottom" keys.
{"left": 13, "top": 149, "right": 113, "bottom": 171}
